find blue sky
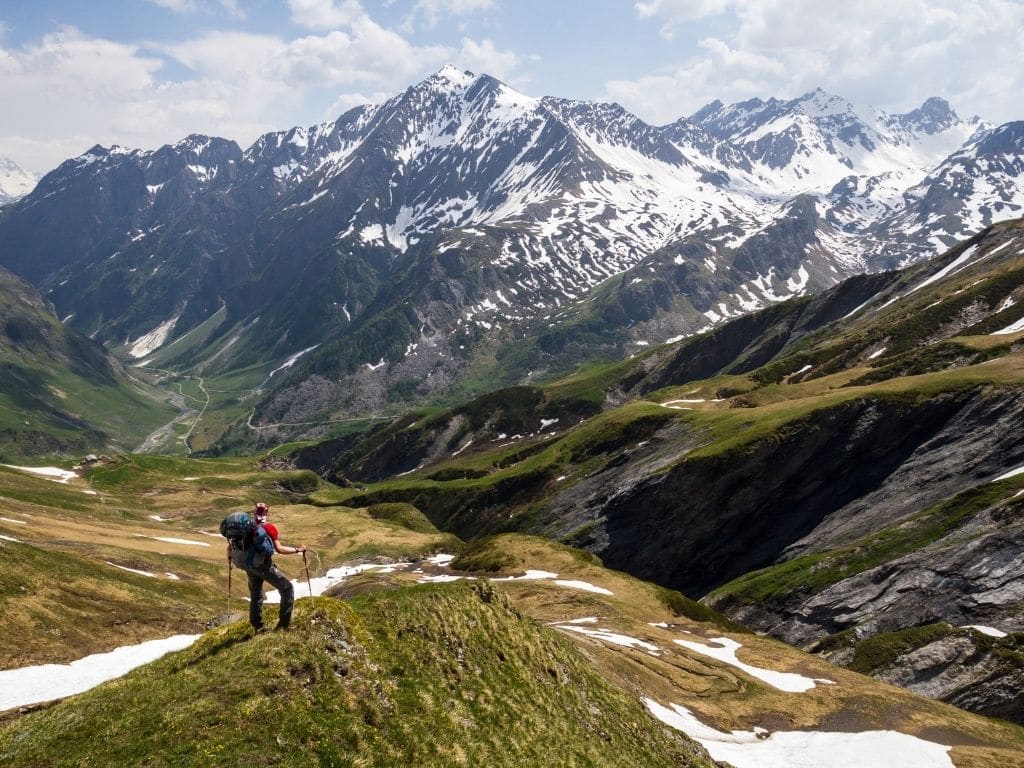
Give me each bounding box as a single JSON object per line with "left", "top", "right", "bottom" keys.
{"left": 2, "top": 0, "right": 1022, "bottom": 173}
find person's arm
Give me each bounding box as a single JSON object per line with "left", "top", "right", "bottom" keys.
{"left": 273, "top": 538, "right": 306, "bottom": 555}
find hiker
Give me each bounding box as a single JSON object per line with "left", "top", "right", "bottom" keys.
{"left": 227, "top": 502, "right": 307, "bottom": 632}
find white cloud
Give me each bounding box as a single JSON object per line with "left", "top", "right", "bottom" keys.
{"left": 402, "top": 0, "right": 496, "bottom": 32}
{"left": 0, "top": 8, "right": 527, "bottom": 174}
{"left": 147, "top": 0, "right": 245, "bottom": 17}
{"left": 288, "top": 0, "right": 366, "bottom": 30}
{"left": 453, "top": 37, "right": 529, "bottom": 84}
{"left": 635, "top": 0, "right": 736, "bottom": 38}
{"left": 615, "top": 0, "right": 1024, "bottom": 125}
{"left": 148, "top": 0, "right": 199, "bottom": 12}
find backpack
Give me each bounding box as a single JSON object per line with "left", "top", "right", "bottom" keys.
{"left": 220, "top": 511, "right": 255, "bottom": 550}
{"left": 220, "top": 511, "right": 276, "bottom": 567}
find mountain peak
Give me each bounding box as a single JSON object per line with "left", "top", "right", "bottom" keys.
{"left": 688, "top": 99, "right": 724, "bottom": 123}
{"left": 899, "top": 96, "right": 959, "bottom": 133}
{"left": 429, "top": 64, "right": 476, "bottom": 89}
{"left": 793, "top": 87, "right": 856, "bottom": 118}
{"left": 0, "top": 155, "right": 40, "bottom": 204}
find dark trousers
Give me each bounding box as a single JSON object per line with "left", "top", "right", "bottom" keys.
{"left": 245, "top": 560, "right": 295, "bottom": 629}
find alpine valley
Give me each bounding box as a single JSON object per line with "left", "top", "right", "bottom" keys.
{"left": 2, "top": 67, "right": 1024, "bottom": 768}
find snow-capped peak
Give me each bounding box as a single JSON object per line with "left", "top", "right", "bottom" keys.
{"left": 793, "top": 87, "right": 859, "bottom": 119}
{"left": 429, "top": 64, "right": 476, "bottom": 90}
{"left": 0, "top": 157, "right": 39, "bottom": 203}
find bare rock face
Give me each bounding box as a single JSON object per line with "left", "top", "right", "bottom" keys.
{"left": 869, "top": 634, "right": 1024, "bottom": 723}
{"left": 699, "top": 387, "right": 1024, "bottom": 722}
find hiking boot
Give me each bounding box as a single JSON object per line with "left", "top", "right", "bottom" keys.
{"left": 274, "top": 622, "right": 290, "bottom": 631}
{"left": 253, "top": 625, "right": 269, "bottom": 635}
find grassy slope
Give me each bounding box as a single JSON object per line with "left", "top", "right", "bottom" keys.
{"left": 3, "top": 470, "right": 1024, "bottom": 766}
{"left": 0, "top": 268, "right": 175, "bottom": 460}
{"left": 0, "top": 587, "right": 718, "bottom": 768}
{"left": 0, "top": 455, "right": 457, "bottom": 668}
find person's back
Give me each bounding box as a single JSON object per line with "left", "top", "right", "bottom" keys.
{"left": 227, "top": 502, "right": 306, "bottom": 632}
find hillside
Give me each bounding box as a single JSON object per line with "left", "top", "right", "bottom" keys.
{"left": 288, "top": 218, "right": 1024, "bottom": 720}
{"left": 0, "top": 586, "right": 719, "bottom": 768}
{"left": 0, "top": 266, "right": 174, "bottom": 460}
{"left": 3, "top": 458, "right": 1024, "bottom": 766}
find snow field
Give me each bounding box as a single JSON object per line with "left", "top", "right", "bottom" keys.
{"left": 0, "top": 635, "right": 200, "bottom": 711}
{"left": 644, "top": 699, "right": 955, "bottom": 768}
{"left": 1, "top": 464, "right": 78, "bottom": 483}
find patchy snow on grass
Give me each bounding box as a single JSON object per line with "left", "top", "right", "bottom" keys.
{"left": 491, "top": 570, "right": 612, "bottom": 594}
{"left": 992, "top": 315, "right": 1024, "bottom": 335}
{"left": 106, "top": 562, "right": 157, "bottom": 578}
{"left": 1, "top": 516, "right": 28, "bottom": 525}
{"left": 553, "top": 579, "right": 613, "bottom": 595}
{"left": 493, "top": 570, "right": 559, "bottom": 581}
{"left": 0, "top": 534, "right": 21, "bottom": 542}
{"left": 2, "top": 465, "right": 77, "bottom": 483}
{"left": 426, "top": 554, "right": 456, "bottom": 566}
{"left": 644, "top": 699, "right": 955, "bottom": 768}
{"left": 417, "top": 574, "right": 467, "bottom": 583}
{"left": 0, "top": 635, "right": 199, "bottom": 711}
{"left": 557, "top": 624, "right": 660, "bottom": 653}
{"left": 674, "top": 636, "right": 832, "bottom": 692}
{"left": 149, "top": 515, "right": 171, "bottom": 522}
{"left": 264, "top": 561, "right": 407, "bottom": 603}
{"left": 135, "top": 535, "right": 211, "bottom": 547}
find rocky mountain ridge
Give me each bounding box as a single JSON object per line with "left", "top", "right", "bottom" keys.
{"left": 289, "top": 218, "right": 1024, "bottom": 721}
{"left": 0, "top": 68, "right": 1021, "bottom": 449}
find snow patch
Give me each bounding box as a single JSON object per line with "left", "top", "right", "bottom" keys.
{"left": 644, "top": 699, "right": 955, "bottom": 768}
{"left": 673, "top": 636, "right": 832, "bottom": 692}
{"left": 2, "top": 465, "right": 77, "bottom": 483}
{"left": 556, "top": 624, "right": 660, "bottom": 653}
{"left": 135, "top": 535, "right": 211, "bottom": 547}
{"left": 962, "top": 625, "right": 1007, "bottom": 638}
{"left": 0, "top": 635, "right": 200, "bottom": 711}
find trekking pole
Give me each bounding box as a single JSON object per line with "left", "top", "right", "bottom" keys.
{"left": 227, "top": 556, "right": 233, "bottom": 615}
{"left": 302, "top": 550, "right": 313, "bottom": 597}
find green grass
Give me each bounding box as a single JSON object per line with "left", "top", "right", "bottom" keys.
{"left": 847, "top": 624, "right": 958, "bottom": 674}
{"left": 0, "top": 586, "right": 718, "bottom": 768}
{"left": 364, "top": 503, "right": 440, "bottom": 534}
{"left": 0, "top": 539, "right": 222, "bottom": 668}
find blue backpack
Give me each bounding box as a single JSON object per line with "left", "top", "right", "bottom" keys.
{"left": 220, "top": 512, "right": 275, "bottom": 566}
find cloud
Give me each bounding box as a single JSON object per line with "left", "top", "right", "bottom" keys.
{"left": 288, "top": 0, "right": 366, "bottom": 30}
{"left": 147, "top": 0, "right": 199, "bottom": 12}
{"left": 453, "top": 37, "right": 530, "bottom": 84}
{"left": 401, "top": 0, "right": 496, "bottom": 32}
{"left": 0, "top": 9, "right": 528, "bottom": 174}
{"left": 614, "top": 0, "right": 1024, "bottom": 124}
{"left": 635, "top": 0, "right": 736, "bottom": 38}
{"left": 147, "top": 0, "right": 245, "bottom": 17}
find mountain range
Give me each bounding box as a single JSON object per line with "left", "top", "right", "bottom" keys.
{"left": 2, "top": 65, "right": 1024, "bottom": 763}
{"left": 291, "top": 217, "right": 1024, "bottom": 723}
{"left": 0, "top": 67, "right": 1021, "bottom": 450}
